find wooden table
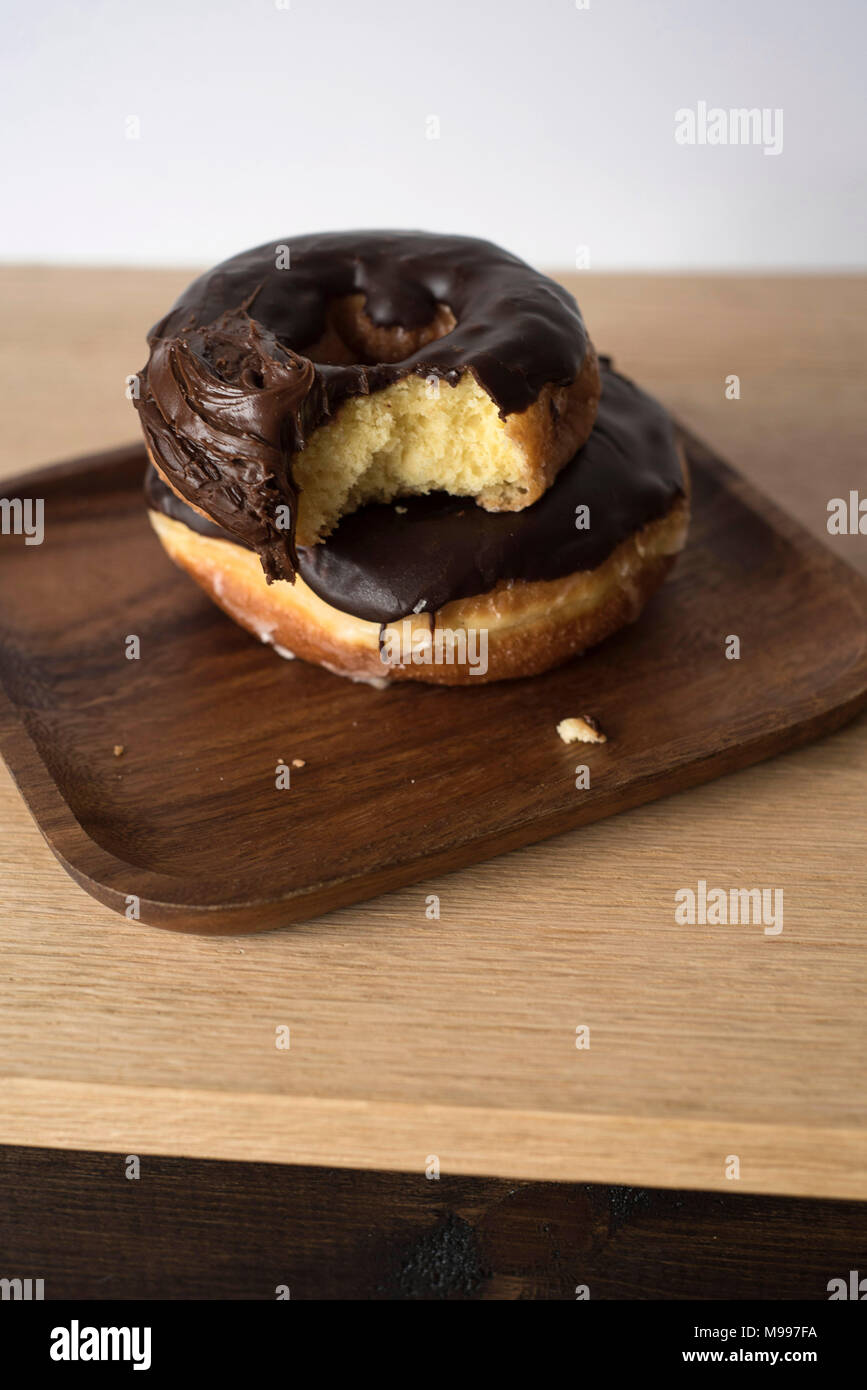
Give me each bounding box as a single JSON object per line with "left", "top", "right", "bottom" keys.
{"left": 1, "top": 271, "right": 865, "bottom": 1225}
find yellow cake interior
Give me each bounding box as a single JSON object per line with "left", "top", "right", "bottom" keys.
{"left": 293, "top": 373, "right": 532, "bottom": 544}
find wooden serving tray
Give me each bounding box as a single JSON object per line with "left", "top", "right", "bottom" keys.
{"left": 1, "top": 430, "right": 866, "bottom": 934}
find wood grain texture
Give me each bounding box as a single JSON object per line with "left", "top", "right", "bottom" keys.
{"left": 0, "top": 269, "right": 865, "bottom": 1196}
{"left": 4, "top": 1145, "right": 867, "bottom": 1300}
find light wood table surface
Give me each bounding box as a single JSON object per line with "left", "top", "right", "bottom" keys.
{"left": 0, "top": 268, "right": 865, "bottom": 1199}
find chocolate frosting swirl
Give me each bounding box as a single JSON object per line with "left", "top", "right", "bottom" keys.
{"left": 133, "top": 231, "right": 590, "bottom": 581}
{"left": 146, "top": 364, "right": 685, "bottom": 625}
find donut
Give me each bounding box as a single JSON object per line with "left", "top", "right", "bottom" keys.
{"left": 143, "top": 363, "right": 690, "bottom": 686}
{"left": 134, "top": 230, "right": 602, "bottom": 580}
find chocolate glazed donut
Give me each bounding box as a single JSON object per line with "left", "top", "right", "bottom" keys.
{"left": 134, "top": 231, "right": 601, "bottom": 581}
{"left": 144, "top": 365, "right": 691, "bottom": 686}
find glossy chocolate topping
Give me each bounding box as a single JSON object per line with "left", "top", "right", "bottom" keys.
{"left": 146, "top": 365, "right": 685, "bottom": 625}
{"left": 134, "top": 231, "right": 590, "bottom": 581}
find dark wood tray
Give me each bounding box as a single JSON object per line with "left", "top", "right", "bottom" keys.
{"left": 1, "top": 429, "right": 865, "bottom": 933}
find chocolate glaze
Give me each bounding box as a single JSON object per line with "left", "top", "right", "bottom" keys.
{"left": 134, "top": 231, "right": 590, "bottom": 581}
{"left": 146, "top": 364, "right": 685, "bottom": 625}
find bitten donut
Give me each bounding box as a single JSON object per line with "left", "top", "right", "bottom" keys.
{"left": 144, "top": 364, "right": 690, "bottom": 686}
{"left": 134, "top": 230, "right": 601, "bottom": 580}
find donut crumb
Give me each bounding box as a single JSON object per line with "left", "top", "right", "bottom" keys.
{"left": 291, "top": 758, "right": 306, "bottom": 769}
{"left": 113, "top": 744, "right": 125, "bottom": 757}
{"left": 557, "top": 716, "right": 607, "bottom": 745}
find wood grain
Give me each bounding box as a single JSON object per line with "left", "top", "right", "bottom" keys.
{"left": 4, "top": 1145, "right": 867, "bottom": 1300}
{"left": 0, "top": 269, "right": 865, "bottom": 1196}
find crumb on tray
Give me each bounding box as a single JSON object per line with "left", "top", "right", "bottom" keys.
{"left": 556, "top": 715, "right": 607, "bottom": 745}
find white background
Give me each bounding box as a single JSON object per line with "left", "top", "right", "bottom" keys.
{"left": 1, "top": 0, "right": 863, "bottom": 268}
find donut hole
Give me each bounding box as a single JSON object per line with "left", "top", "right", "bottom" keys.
{"left": 304, "top": 294, "right": 457, "bottom": 366}
{"left": 292, "top": 372, "right": 533, "bottom": 547}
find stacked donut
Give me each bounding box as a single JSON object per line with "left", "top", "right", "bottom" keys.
{"left": 136, "top": 231, "right": 689, "bottom": 685}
